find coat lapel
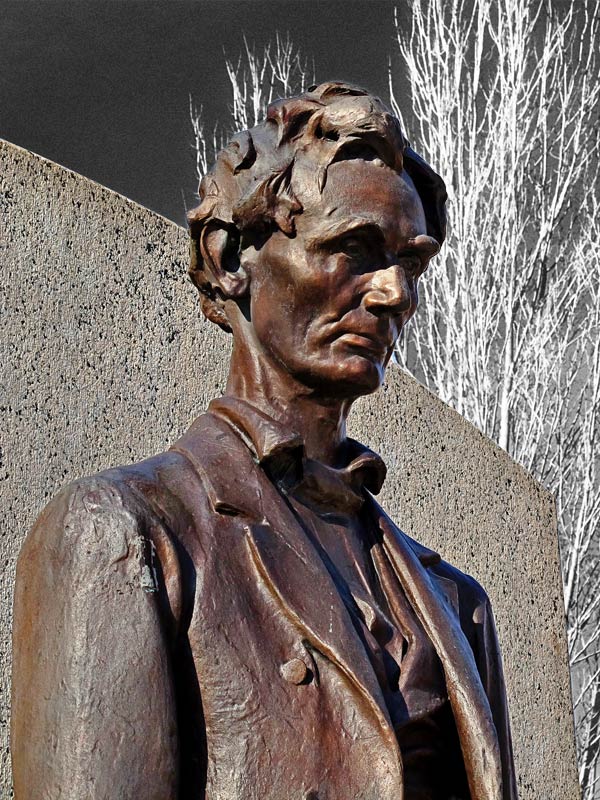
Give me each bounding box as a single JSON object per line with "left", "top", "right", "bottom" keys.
{"left": 245, "top": 521, "right": 397, "bottom": 739}
{"left": 172, "top": 413, "right": 402, "bottom": 758}
{"left": 372, "top": 500, "right": 504, "bottom": 800}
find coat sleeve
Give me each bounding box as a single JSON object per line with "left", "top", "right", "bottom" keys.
{"left": 472, "top": 591, "right": 519, "bottom": 800}
{"left": 11, "top": 476, "right": 180, "bottom": 800}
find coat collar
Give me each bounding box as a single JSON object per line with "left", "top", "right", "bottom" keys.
{"left": 208, "top": 395, "right": 387, "bottom": 498}
{"left": 172, "top": 403, "right": 440, "bottom": 571}
{"left": 208, "top": 396, "right": 304, "bottom": 469}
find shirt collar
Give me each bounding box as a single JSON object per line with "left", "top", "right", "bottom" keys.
{"left": 208, "top": 396, "right": 387, "bottom": 501}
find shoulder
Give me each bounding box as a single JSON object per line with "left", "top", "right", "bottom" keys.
{"left": 18, "top": 471, "right": 154, "bottom": 585}
{"left": 16, "top": 454, "right": 196, "bottom": 639}
{"left": 17, "top": 445, "right": 197, "bottom": 591}
{"left": 428, "top": 555, "right": 497, "bottom": 650}
{"left": 432, "top": 556, "right": 490, "bottom": 608}
{"left": 371, "top": 499, "right": 494, "bottom": 624}
{"left": 27, "top": 451, "right": 177, "bottom": 534}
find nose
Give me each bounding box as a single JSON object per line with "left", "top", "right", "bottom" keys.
{"left": 363, "top": 263, "right": 415, "bottom": 316}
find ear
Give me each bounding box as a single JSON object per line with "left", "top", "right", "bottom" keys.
{"left": 199, "top": 224, "right": 250, "bottom": 300}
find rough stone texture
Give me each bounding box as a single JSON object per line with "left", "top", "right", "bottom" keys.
{"left": 1, "top": 139, "right": 580, "bottom": 798}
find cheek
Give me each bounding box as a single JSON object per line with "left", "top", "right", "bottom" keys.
{"left": 248, "top": 247, "right": 356, "bottom": 352}
{"left": 410, "top": 280, "right": 420, "bottom": 314}
{"left": 401, "top": 276, "right": 419, "bottom": 321}
{"left": 302, "top": 255, "right": 356, "bottom": 311}
{"left": 249, "top": 274, "right": 313, "bottom": 350}
{"left": 288, "top": 253, "right": 343, "bottom": 304}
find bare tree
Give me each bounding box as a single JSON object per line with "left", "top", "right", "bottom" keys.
{"left": 189, "top": 94, "right": 216, "bottom": 180}
{"left": 189, "top": 34, "right": 313, "bottom": 184}
{"left": 390, "top": 0, "right": 600, "bottom": 794}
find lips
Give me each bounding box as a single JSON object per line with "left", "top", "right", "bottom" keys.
{"left": 335, "top": 328, "right": 393, "bottom": 356}
{"left": 326, "top": 309, "right": 397, "bottom": 357}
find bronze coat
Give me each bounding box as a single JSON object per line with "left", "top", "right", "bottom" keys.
{"left": 12, "top": 410, "right": 518, "bottom": 800}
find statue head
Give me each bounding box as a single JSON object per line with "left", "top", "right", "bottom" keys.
{"left": 188, "top": 81, "right": 447, "bottom": 398}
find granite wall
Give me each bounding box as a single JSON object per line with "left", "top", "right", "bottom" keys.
{"left": 0, "top": 139, "right": 580, "bottom": 797}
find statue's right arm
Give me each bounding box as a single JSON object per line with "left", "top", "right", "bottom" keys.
{"left": 11, "top": 477, "right": 180, "bottom": 799}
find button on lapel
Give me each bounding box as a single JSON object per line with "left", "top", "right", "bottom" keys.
{"left": 244, "top": 521, "right": 400, "bottom": 747}
{"left": 280, "top": 658, "right": 311, "bottom": 685}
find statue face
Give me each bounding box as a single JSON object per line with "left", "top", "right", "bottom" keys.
{"left": 241, "top": 158, "right": 434, "bottom": 398}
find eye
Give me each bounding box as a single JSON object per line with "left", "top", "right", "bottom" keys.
{"left": 339, "top": 235, "right": 369, "bottom": 260}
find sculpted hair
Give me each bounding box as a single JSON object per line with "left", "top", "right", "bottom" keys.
{"left": 187, "top": 81, "right": 447, "bottom": 331}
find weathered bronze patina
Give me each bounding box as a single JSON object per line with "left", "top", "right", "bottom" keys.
{"left": 11, "top": 82, "right": 518, "bottom": 799}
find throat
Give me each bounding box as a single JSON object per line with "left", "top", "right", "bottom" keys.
{"left": 224, "top": 336, "right": 355, "bottom": 466}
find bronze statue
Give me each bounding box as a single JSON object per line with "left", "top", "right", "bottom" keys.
{"left": 11, "top": 82, "right": 518, "bottom": 799}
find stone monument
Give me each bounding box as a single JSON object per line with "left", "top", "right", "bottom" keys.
{"left": 3, "top": 82, "right": 579, "bottom": 799}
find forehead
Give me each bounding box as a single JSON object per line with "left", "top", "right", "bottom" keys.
{"left": 293, "top": 158, "right": 426, "bottom": 242}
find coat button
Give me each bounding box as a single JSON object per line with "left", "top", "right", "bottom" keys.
{"left": 280, "top": 657, "right": 309, "bottom": 685}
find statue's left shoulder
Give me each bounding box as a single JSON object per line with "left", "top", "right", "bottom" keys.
{"left": 427, "top": 555, "right": 502, "bottom": 664}
{"left": 431, "top": 556, "right": 491, "bottom": 611}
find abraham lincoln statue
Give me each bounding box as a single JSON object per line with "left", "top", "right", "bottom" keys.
{"left": 11, "top": 82, "right": 518, "bottom": 800}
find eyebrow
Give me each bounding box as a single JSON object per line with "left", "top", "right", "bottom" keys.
{"left": 306, "top": 218, "right": 440, "bottom": 257}
{"left": 306, "top": 217, "right": 385, "bottom": 250}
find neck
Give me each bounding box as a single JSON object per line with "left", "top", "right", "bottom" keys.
{"left": 224, "top": 338, "right": 353, "bottom": 466}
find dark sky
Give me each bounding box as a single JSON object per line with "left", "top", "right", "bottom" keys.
{"left": 1, "top": 0, "right": 408, "bottom": 225}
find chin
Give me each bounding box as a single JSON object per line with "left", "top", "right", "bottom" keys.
{"left": 312, "top": 356, "right": 386, "bottom": 399}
